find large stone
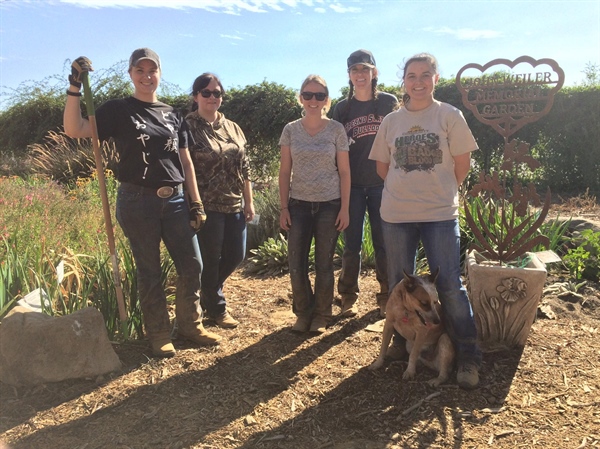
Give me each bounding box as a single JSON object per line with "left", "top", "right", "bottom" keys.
{"left": 0, "top": 306, "right": 121, "bottom": 386}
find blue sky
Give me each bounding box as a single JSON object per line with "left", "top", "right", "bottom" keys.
{"left": 1, "top": 0, "right": 599, "bottom": 109}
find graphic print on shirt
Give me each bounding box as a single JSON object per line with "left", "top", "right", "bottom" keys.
{"left": 344, "top": 113, "right": 385, "bottom": 144}
{"left": 393, "top": 125, "right": 442, "bottom": 173}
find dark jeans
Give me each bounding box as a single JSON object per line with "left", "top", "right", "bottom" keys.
{"left": 116, "top": 186, "right": 202, "bottom": 338}
{"left": 197, "top": 211, "right": 247, "bottom": 317}
{"left": 382, "top": 219, "right": 481, "bottom": 367}
{"left": 337, "top": 185, "right": 387, "bottom": 302}
{"left": 288, "top": 198, "right": 340, "bottom": 319}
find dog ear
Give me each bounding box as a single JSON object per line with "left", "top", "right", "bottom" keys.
{"left": 403, "top": 270, "right": 418, "bottom": 292}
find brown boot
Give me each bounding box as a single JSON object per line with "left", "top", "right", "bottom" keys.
{"left": 148, "top": 331, "right": 176, "bottom": 358}
{"left": 340, "top": 297, "right": 358, "bottom": 317}
{"left": 178, "top": 324, "right": 222, "bottom": 346}
{"left": 176, "top": 297, "right": 222, "bottom": 346}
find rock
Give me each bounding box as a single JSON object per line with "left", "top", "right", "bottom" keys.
{"left": 0, "top": 306, "right": 121, "bottom": 386}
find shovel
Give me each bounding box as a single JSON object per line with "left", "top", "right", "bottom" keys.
{"left": 81, "top": 72, "right": 128, "bottom": 336}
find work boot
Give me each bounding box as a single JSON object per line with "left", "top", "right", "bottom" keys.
{"left": 178, "top": 323, "right": 222, "bottom": 346}
{"left": 148, "top": 331, "right": 176, "bottom": 358}
{"left": 457, "top": 363, "right": 480, "bottom": 390}
{"left": 176, "top": 297, "right": 222, "bottom": 346}
{"left": 209, "top": 311, "right": 239, "bottom": 328}
{"left": 309, "top": 315, "right": 328, "bottom": 334}
{"left": 340, "top": 297, "right": 358, "bottom": 317}
{"left": 291, "top": 315, "right": 311, "bottom": 333}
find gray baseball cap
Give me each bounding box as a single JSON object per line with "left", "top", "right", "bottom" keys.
{"left": 129, "top": 48, "right": 161, "bottom": 70}
{"left": 347, "top": 49, "right": 376, "bottom": 69}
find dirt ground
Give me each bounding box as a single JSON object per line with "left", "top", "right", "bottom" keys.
{"left": 1, "top": 199, "right": 599, "bottom": 449}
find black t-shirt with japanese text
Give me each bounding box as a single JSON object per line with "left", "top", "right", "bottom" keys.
{"left": 96, "top": 97, "right": 188, "bottom": 188}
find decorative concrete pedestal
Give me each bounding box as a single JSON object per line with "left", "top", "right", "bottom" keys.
{"left": 466, "top": 250, "right": 547, "bottom": 351}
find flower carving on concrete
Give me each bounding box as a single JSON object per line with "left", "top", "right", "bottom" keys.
{"left": 496, "top": 277, "right": 527, "bottom": 302}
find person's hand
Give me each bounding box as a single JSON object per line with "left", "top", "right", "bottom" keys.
{"left": 244, "top": 202, "right": 255, "bottom": 223}
{"left": 335, "top": 209, "right": 350, "bottom": 232}
{"left": 189, "top": 201, "right": 206, "bottom": 231}
{"left": 279, "top": 207, "right": 291, "bottom": 231}
{"left": 69, "top": 56, "right": 93, "bottom": 89}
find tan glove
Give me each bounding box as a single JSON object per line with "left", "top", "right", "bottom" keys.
{"left": 69, "top": 56, "right": 93, "bottom": 88}
{"left": 189, "top": 201, "right": 207, "bottom": 231}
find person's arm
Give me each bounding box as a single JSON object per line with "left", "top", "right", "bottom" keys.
{"left": 336, "top": 150, "right": 351, "bottom": 231}
{"left": 243, "top": 179, "right": 255, "bottom": 223}
{"left": 180, "top": 147, "right": 201, "bottom": 203}
{"left": 453, "top": 152, "right": 471, "bottom": 186}
{"left": 278, "top": 144, "right": 293, "bottom": 231}
{"left": 376, "top": 161, "right": 389, "bottom": 181}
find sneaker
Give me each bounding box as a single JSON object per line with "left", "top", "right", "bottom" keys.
{"left": 211, "top": 311, "right": 239, "bottom": 328}
{"left": 309, "top": 316, "right": 328, "bottom": 334}
{"left": 340, "top": 297, "right": 358, "bottom": 317}
{"left": 457, "top": 363, "right": 480, "bottom": 390}
{"left": 150, "top": 337, "right": 176, "bottom": 358}
{"left": 291, "top": 316, "right": 311, "bottom": 333}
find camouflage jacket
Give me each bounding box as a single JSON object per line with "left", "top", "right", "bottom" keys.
{"left": 186, "top": 111, "right": 250, "bottom": 213}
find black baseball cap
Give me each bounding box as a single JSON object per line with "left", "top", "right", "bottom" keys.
{"left": 347, "top": 49, "right": 376, "bottom": 69}
{"left": 129, "top": 48, "right": 161, "bottom": 70}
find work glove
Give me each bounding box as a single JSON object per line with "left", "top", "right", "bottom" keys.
{"left": 69, "top": 56, "right": 93, "bottom": 89}
{"left": 189, "top": 201, "right": 207, "bottom": 231}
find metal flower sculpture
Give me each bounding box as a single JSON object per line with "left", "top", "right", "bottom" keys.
{"left": 464, "top": 139, "right": 551, "bottom": 263}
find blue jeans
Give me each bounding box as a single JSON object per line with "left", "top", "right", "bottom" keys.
{"left": 288, "top": 198, "right": 341, "bottom": 319}
{"left": 382, "top": 219, "right": 481, "bottom": 366}
{"left": 338, "top": 185, "right": 387, "bottom": 302}
{"left": 116, "top": 186, "right": 202, "bottom": 338}
{"left": 197, "top": 211, "right": 247, "bottom": 317}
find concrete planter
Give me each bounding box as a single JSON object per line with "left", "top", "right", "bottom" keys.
{"left": 465, "top": 250, "right": 547, "bottom": 351}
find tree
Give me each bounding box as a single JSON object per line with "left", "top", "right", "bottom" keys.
{"left": 220, "top": 81, "right": 301, "bottom": 183}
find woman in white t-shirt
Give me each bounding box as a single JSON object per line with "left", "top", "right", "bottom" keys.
{"left": 369, "top": 53, "right": 481, "bottom": 389}
{"left": 278, "top": 75, "right": 351, "bottom": 334}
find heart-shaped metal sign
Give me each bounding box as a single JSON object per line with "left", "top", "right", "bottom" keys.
{"left": 456, "top": 56, "right": 564, "bottom": 138}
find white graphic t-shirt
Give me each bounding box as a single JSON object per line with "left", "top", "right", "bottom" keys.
{"left": 369, "top": 100, "right": 478, "bottom": 223}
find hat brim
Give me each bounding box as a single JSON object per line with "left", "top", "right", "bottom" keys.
{"left": 348, "top": 62, "right": 375, "bottom": 69}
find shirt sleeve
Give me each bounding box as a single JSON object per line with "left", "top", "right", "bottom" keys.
{"left": 368, "top": 114, "right": 392, "bottom": 164}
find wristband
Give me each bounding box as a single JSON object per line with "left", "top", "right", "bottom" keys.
{"left": 66, "top": 89, "right": 82, "bottom": 97}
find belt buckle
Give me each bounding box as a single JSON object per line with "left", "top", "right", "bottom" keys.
{"left": 156, "top": 186, "right": 174, "bottom": 198}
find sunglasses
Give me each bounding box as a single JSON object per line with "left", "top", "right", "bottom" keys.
{"left": 199, "top": 89, "right": 223, "bottom": 98}
{"left": 301, "top": 91, "right": 328, "bottom": 101}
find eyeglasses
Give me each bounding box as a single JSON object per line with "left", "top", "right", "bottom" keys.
{"left": 199, "top": 89, "right": 223, "bottom": 98}
{"left": 301, "top": 91, "right": 328, "bottom": 101}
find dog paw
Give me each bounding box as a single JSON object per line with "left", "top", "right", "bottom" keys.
{"left": 369, "top": 360, "right": 384, "bottom": 370}
{"left": 428, "top": 378, "right": 443, "bottom": 387}
{"left": 402, "top": 369, "right": 416, "bottom": 380}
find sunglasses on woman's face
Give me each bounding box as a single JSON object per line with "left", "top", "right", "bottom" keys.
{"left": 301, "top": 91, "right": 327, "bottom": 101}
{"left": 199, "top": 89, "right": 223, "bottom": 98}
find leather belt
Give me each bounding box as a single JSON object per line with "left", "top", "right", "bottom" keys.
{"left": 120, "top": 182, "right": 182, "bottom": 198}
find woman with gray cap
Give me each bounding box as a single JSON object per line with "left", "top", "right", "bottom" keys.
{"left": 333, "top": 49, "right": 398, "bottom": 318}
{"left": 63, "top": 48, "right": 221, "bottom": 358}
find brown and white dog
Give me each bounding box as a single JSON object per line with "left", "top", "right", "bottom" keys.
{"left": 369, "top": 269, "right": 455, "bottom": 387}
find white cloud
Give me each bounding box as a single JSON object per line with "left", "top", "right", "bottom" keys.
{"left": 220, "top": 34, "right": 243, "bottom": 40}
{"left": 329, "top": 2, "right": 360, "bottom": 13}
{"left": 58, "top": 0, "right": 357, "bottom": 14}
{"left": 425, "top": 26, "right": 502, "bottom": 41}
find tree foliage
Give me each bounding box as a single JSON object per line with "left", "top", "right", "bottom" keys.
{"left": 1, "top": 61, "right": 599, "bottom": 192}
{"left": 220, "top": 81, "right": 302, "bottom": 182}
